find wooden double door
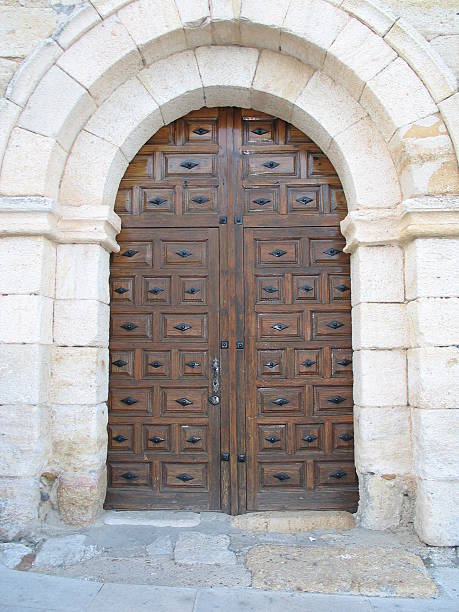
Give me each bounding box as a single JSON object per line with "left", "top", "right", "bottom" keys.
{"left": 106, "top": 108, "right": 357, "bottom": 514}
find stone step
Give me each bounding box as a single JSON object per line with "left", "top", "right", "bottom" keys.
{"left": 103, "top": 510, "right": 201, "bottom": 528}
{"left": 231, "top": 510, "right": 355, "bottom": 533}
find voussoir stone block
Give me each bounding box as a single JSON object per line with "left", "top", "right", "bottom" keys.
{"left": 439, "top": 93, "right": 459, "bottom": 162}
{"left": 51, "top": 347, "right": 109, "bottom": 405}
{"left": 0, "top": 477, "right": 40, "bottom": 541}
{"left": 53, "top": 4, "right": 101, "bottom": 50}
{"left": 292, "top": 71, "right": 366, "bottom": 153}
{"left": 86, "top": 77, "right": 163, "bottom": 160}
{"left": 209, "top": 0, "right": 241, "bottom": 45}
{"left": 405, "top": 238, "right": 459, "bottom": 300}
{"left": 0, "top": 295, "right": 53, "bottom": 345}
{"left": 138, "top": 50, "right": 204, "bottom": 126}
{"left": 0, "top": 7, "right": 57, "bottom": 59}
{"left": 54, "top": 300, "right": 109, "bottom": 348}
{"left": 408, "top": 346, "right": 459, "bottom": 410}
{"left": 18, "top": 66, "right": 96, "bottom": 153}
{"left": 175, "top": 0, "right": 211, "bottom": 47}
{"left": 408, "top": 298, "right": 459, "bottom": 347}
{"left": 252, "top": 51, "right": 314, "bottom": 123}
{"left": 0, "top": 99, "right": 20, "bottom": 169}
{"left": 413, "top": 409, "right": 459, "bottom": 480}
{"left": 328, "top": 117, "right": 401, "bottom": 210}
{"left": 0, "top": 344, "right": 50, "bottom": 405}
{"left": 118, "top": 0, "right": 186, "bottom": 66}
{"left": 324, "top": 18, "right": 397, "bottom": 100}
{"left": 0, "top": 128, "right": 66, "bottom": 199}
{"left": 361, "top": 58, "right": 438, "bottom": 142}
{"left": 351, "top": 245, "right": 404, "bottom": 305}
{"left": 59, "top": 131, "right": 128, "bottom": 208}
{"left": 415, "top": 479, "right": 459, "bottom": 546}
{"left": 354, "top": 405, "right": 412, "bottom": 475}
{"left": 281, "top": 0, "right": 349, "bottom": 70}
{"left": 240, "top": 0, "right": 290, "bottom": 51}
{"left": 353, "top": 349, "right": 407, "bottom": 407}
{"left": 352, "top": 303, "right": 408, "bottom": 350}
{"left": 51, "top": 404, "right": 107, "bottom": 472}
{"left": 56, "top": 244, "right": 109, "bottom": 302}
{"left": 57, "top": 16, "right": 143, "bottom": 105}
{"left": 196, "top": 46, "right": 259, "bottom": 108}
{"left": 0, "top": 236, "right": 55, "bottom": 297}
{"left": 0, "top": 404, "right": 49, "bottom": 478}
{"left": 341, "top": 0, "right": 396, "bottom": 37}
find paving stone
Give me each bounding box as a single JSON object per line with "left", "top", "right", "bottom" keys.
{"left": 103, "top": 510, "right": 200, "bottom": 527}
{"left": 33, "top": 535, "right": 98, "bottom": 568}
{"left": 87, "top": 582, "right": 196, "bottom": 612}
{"left": 0, "top": 543, "right": 32, "bottom": 569}
{"left": 146, "top": 535, "right": 173, "bottom": 558}
{"left": 232, "top": 510, "right": 355, "bottom": 533}
{"left": 431, "top": 568, "right": 459, "bottom": 600}
{"left": 246, "top": 545, "right": 438, "bottom": 598}
{"left": 174, "top": 532, "right": 236, "bottom": 566}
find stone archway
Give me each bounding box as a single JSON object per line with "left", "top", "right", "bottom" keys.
{"left": 0, "top": 0, "right": 458, "bottom": 546}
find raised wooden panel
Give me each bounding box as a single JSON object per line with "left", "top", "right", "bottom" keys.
{"left": 110, "top": 463, "right": 150, "bottom": 487}
{"left": 161, "top": 314, "right": 208, "bottom": 341}
{"left": 162, "top": 463, "right": 208, "bottom": 489}
{"left": 143, "top": 425, "right": 171, "bottom": 452}
{"left": 314, "top": 386, "right": 353, "bottom": 415}
{"left": 110, "top": 350, "right": 135, "bottom": 378}
{"left": 112, "top": 243, "right": 152, "bottom": 267}
{"left": 257, "top": 240, "right": 300, "bottom": 265}
{"left": 110, "top": 388, "right": 150, "bottom": 414}
{"left": 293, "top": 275, "right": 320, "bottom": 302}
{"left": 296, "top": 424, "right": 324, "bottom": 452}
{"left": 162, "top": 241, "right": 207, "bottom": 267}
{"left": 142, "top": 277, "right": 171, "bottom": 304}
{"left": 179, "top": 277, "right": 207, "bottom": 304}
{"left": 109, "top": 425, "right": 134, "bottom": 452}
{"left": 111, "top": 314, "right": 151, "bottom": 339}
{"left": 111, "top": 276, "right": 135, "bottom": 305}
{"left": 245, "top": 153, "right": 298, "bottom": 177}
{"left": 260, "top": 463, "right": 305, "bottom": 488}
{"left": 178, "top": 351, "right": 208, "bottom": 378}
{"left": 295, "top": 349, "right": 321, "bottom": 376}
{"left": 287, "top": 187, "right": 321, "bottom": 213}
{"left": 257, "top": 349, "right": 287, "bottom": 378}
{"left": 179, "top": 425, "right": 208, "bottom": 452}
{"left": 163, "top": 153, "right": 216, "bottom": 177}
{"left": 258, "top": 387, "right": 304, "bottom": 416}
{"left": 316, "top": 462, "right": 357, "bottom": 487}
{"left": 312, "top": 312, "right": 352, "bottom": 339}
{"left": 142, "top": 351, "right": 171, "bottom": 378}
{"left": 245, "top": 187, "right": 278, "bottom": 214}
{"left": 161, "top": 388, "right": 209, "bottom": 416}
{"left": 256, "top": 276, "right": 284, "bottom": 303}
{"left": 258, "top": 425, "right": 287, "bottom": 452}
{"left": 140, "top": 188, "right": 175, "bottom": 214}
{"left": 331, "top": 348, "right": 353, "bottom": 378}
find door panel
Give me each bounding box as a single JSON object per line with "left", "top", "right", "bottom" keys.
{"left": 107, "top": 107, "right": 356, "bottom": 513}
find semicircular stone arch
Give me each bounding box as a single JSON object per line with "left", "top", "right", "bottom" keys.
{"left": 0, "top": 0, "right": 458, "bottom": 546}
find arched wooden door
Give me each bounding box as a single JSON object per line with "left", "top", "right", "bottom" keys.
{"left": 106, "top": 108, "right": 357, "bottom": 514}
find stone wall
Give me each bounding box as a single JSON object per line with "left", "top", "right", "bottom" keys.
{"left": 0, "top": 0, "right": 458, "bottom": 546}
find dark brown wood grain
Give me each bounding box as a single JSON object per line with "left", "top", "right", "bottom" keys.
{"left": 106, "top": 108, "right": 357, "bottom": 513}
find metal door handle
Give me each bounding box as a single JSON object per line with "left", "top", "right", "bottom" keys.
{"left": 208, "top": 357, "right": 220, "bottom": 406}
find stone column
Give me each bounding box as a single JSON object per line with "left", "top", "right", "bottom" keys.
{"left": 0, "top": 235, "right": 55, "bottom": 539}
{"left": 406, "top": 238, "right": 459, "bottom": 545}
{"left": 51, "top": 243, "right": 110, "bottom": 526}
{"left": 350, "top": 244, "right": 413, "bottom": 529}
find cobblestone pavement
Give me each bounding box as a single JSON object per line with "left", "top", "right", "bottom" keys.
{"left": 1, "top": 511, "right": 458, "bottom": 610}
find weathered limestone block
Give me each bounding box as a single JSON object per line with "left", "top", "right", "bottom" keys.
{"left": 438, "top": 93, "right": 459, "bottom": 164}
{"left": 50, "top": 347, "right": 109, "bottom": 405}
{"left": 405, "top": 238, "right": 459, "bottom": 300}
{"left": 358, "top": 472, "right": 414, "bottom": 530}
{"left": 0, "top": 295, "right": 53, "bottom": 345}
{"left": 53, "top": 4, "right": 101, "bottom": 50}
{"left": 232, "top": 510, "right": 355, "bottom": 533}
{"left": 0, "top": 404, "right": 49, "bottom": 478}
{"left": 56, "top": 468, "right": 106, "bottom": 526}
{"left": 18, "top": 66, "right": 96, "bottom": 153}
{"left": 354, "top": 350, "right": 407, "bottom": 407}
{"left": 57, "top": 16, "right": 143, "bottom": 105}
{"left": 86, "top": 77, "right": 163, "bottom": 159}
{"left": 175, "top": 0, "right": 211, "bottom": 47}
{"left": 341, "top": 0, "right": 396, "bottom": 37}
{"left": 0, "top": 237, "right": 55, "bottom": 297}
{"left": 361, "top": 58, "right": 438, "bottom": 142}
{"left": 209, "top": 0, "right": 241, "bottom": 45}
{"left": 5, "top": 38, "right": 61, "bottom": 107}
{"left": 0, "top": 99, "right": 20, "bottom": 168}
{"left": 389, "top": 114, "right": 459, "bottom": 198}
{"left": 324, "top": 18, "right": 397, "bottom": 100}
{"left": 138, "top": 51, "right": 204, "bottom": 126}
{"left": 240, "top": 0, "right": 290, "bottom": 51}
{"left": 0, "top": 128, "right": 66, "bottom": 199}
{"left": 196, "top": 46, "right": 258, "bottom": 108}
{"left": 89, "top": 0, "right": 131, "bottom": 18}
{"left": 0, "top": 477, "right": 40, "bottom": 541}
{"left": 60, "top": 131, "right": 128, "bottom": 208}
{"left": 292, "top": 71, "right": 367, "bottom": 154}
{"left": 54, "top": 300, "right": 109, "bottom": 348}
{"left": 118, "top": 0, "right": 186, "bottom": 65}
{"left": 0, "top": 59, "right": 17, "bottom": 98}
{"left": 415, "top": 479, "right": 459, "bottom": 546}
{"left": 51, "top": 404, "right": 107, "bottom": 472}
{"left": 385, "top": 18, "right": 456, "bottom": 104}
{"left": 34, "top": 534, "right": 98, "bottom": 567}
{"left": 432, "top": 36, "right": 459, "bottom": 84}
{"left": 413, "top": 409, "right": 459, "bottom": 480}
{"left": 56, "top": 244, "right": 109, "bottom": 303}
{"left": 354, "top": 406, "right": 412, "bottom": 474}
{"left": 352, "top": 303, "right": 408, "bottom": 350}
{"left": 0, "top": 7, "right": 57, "bottom": 58}
{"left": 0, "top": 344, "right": 50, "bottom": 405}
{"left": 252, "top": 51, "right": 314, "bottom": 123}
{"left": 408, "top": 346, "right": 459, "bottom": 410}
{"left": 351, "top": 245, "right": 404, "bottom": 305}
{"left": 281, "top": 0, "right": 349, "bottom": 69}
{"left": 329, "top": 117, "right": 401, "bottom": 210}
{"left": 408, "top": 298, "right": 459, "bottom": 347}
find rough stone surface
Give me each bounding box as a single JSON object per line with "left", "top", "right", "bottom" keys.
{"left": 247, "top": 545, "right": 438, "bottom": 597}
{"left": 34, "top": 535, "right": 98, "bottom": 568}
{"left": 358, "top": 473, "right": 413, "bottom": 531}
{"left": 57, "top": 469, "right": 106, "bottom": 527}
{"left": 0, "top": 543, "right": 32, "bottom": 569}
{"left": 146, "top": 535, "right": 173, "bottom": 558}
{"left": 232, "top": 511, "right": 355, "bottom": 533}
{"left": 174, "top": 532, "right": 236, "bottom": 565}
